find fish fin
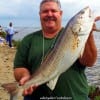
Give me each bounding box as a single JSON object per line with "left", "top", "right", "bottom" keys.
{"left": 10, "top": 88, "right": 23, "bottom": 100}
{"left": 46, "top": 75, "right": 59, "bottom": 90}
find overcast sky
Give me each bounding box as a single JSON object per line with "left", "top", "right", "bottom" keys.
{"left": 0, "top": 0, "right": 100, "bottom": 26}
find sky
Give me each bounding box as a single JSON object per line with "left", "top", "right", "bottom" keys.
{"left": 0, "top": 0, "right": 100, "bottom": 27}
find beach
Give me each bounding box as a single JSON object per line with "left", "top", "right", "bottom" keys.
{"left": 0, "top": 45, "right": 23, "bottom": 100}
{"left": 0, "top": 45, "right": 16, "bottom": 99}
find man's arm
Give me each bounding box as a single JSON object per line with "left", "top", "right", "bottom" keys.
{"left": 79, "top": 31, "right": 97, "bottom": 67}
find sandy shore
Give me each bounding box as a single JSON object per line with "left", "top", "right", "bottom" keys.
{"left": 0, "top": 44, "right": 23, "bottom": 100}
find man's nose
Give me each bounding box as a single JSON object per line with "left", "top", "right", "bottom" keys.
{"left": 47, "top": 11, "right": 53, "bottom": 16}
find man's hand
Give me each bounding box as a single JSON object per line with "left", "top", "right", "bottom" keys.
{"left": 93, "top": 16, "right": 100, "bottom": 32}
{"left": 19, "top": 75, "right": 38, "bottom": 96}
{"left": 14, "top": 68, "right": 38, "bottom": 96}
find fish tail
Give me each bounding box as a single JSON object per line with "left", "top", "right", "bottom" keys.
{"left": 1, "top": 82, "right": 20, "bottom": 100}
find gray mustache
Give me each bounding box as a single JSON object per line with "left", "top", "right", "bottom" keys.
{"left": 44, "top": 17, "right": 56, "bottom": 21}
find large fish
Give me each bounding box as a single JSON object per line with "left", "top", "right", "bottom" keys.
{"left": 2, "top": 6, "right": 95, "bottom": 100}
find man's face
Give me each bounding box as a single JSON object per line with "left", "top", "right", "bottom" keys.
{"left": 39, "top": 2, "right": 62, "bottom": 31}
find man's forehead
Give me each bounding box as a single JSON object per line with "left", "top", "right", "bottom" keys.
{"left": 40, "top": 2, "right": 59, "bottom": 10}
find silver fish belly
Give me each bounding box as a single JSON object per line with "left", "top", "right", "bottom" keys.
{"left": 2, "top": 6, "right": 95, "bottom": 100}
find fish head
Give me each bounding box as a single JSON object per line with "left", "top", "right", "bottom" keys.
{"left": 71, "top": 6, "right": 95, "bottom": 35}
{"left": 78, "top": 6, "right": 93, "bottom": 19}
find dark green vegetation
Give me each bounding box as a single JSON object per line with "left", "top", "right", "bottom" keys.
{"left": 88, "top": 85, "right": 100, "bottom": 100}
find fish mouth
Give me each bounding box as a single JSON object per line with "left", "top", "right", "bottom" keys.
{"left": 78, "top": 6, "right": 93, "bottom": 21}
{"left": 85, "top": 6, "right": 93, "bottom": 18}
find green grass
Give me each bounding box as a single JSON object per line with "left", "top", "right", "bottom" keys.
{"left": 88, "top": 85, "right": 100, "bottom": 100}
{"left": 0, "top": 31, "right": 6, "bottom": 38}
{"left": 89, "top": 85, "right": 96, "bottom": 94}
{"left": 0, "top": 31, "right": 21, "bottom": 48}
{"left": 12, "top": 40, "right": 21, "bottom": 48}
{"left": 95, "top": 96, "right": 100, "bottom": 100}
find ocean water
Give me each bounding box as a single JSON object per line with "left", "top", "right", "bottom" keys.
{"left": 85, "top": 32, "right": 100, "bottom": 87}
{"left": 13, "top": 27, "right": 41, "bottom": 40}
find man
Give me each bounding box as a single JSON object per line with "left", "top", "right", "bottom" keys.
{"left": 0, "top": 25, "right": 3, "bottom": 34}
{"left": 6, "top": 22, "right": 17, "bottom": 48}
{"left": 14, "top": 0, "right": 99, "bottom": 100}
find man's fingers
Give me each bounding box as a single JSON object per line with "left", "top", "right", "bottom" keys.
{"left": 95, "top": 16, "right": 100, "bottom": 21}
{"left": 22, "top": 85, "right": 38, "bottom": 96}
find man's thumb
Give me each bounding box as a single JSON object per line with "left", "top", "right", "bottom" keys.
{"left": 19, "top": 76, "right": 30, "bottom": 85}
